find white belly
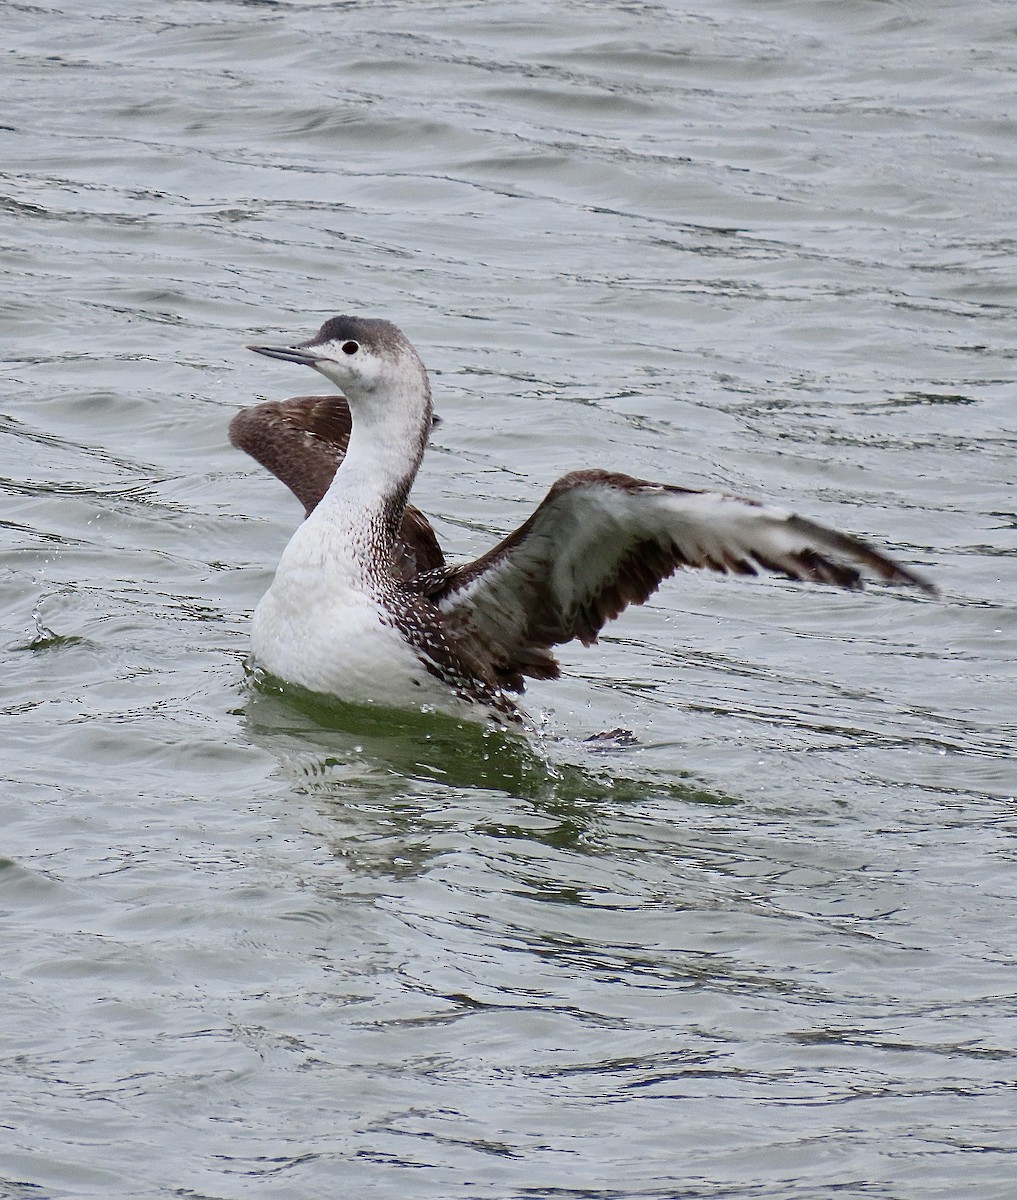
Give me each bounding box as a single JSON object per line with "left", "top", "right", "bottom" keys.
{"left": 252, "top": 583, "right": 449, "bottom": 712}
{"left": 250, "top": 545, "right": 473, "bottom": 714}
{"left": 247, "top": 497, "right": 515, "bottom": 719}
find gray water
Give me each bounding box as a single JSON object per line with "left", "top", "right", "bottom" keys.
{"left": 3, "top": 1, "right": 1016, "bottom": 1196}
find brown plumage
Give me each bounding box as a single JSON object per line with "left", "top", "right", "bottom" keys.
{"left": 408, "top": 469, "right": 937, "bottom": 696}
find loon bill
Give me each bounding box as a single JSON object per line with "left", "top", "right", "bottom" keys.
{"left": 233, "top": 315, "right": 935, "bottom": 721}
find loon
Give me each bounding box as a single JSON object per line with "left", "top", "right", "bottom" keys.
{"left": 234, "top": 315, "right": 935, "bottom": 721}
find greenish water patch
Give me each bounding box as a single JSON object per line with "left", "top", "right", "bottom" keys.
{"left": 20, "top": 630, "right": 89, "bottom": 652}
{"left": 245, "top": 674, "right": 736, "bottom": 809}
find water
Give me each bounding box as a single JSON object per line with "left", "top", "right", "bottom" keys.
{"left": 3, "top": 1, "right": 1016, "bottom": 1196}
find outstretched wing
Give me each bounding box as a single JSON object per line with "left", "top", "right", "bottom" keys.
{"left": 229, "top": 395, "right": 352, "bottom": 517}
{"left": 421, "top": 469, "right": 935, "bottom": 692}
{"left": 229, "top": 395, "right": 445, "bottom": 575}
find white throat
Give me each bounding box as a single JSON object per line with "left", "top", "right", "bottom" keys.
{"left": 313, "top": 358, "right": 432, "bottom": 527}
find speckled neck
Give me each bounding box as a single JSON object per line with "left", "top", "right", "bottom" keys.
{"left": 308, "top": 359, "right": 433, "bottom": 558}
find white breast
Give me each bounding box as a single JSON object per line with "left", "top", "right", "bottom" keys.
{"left": 250, "top": 518, "right": 464, "bottom": 713}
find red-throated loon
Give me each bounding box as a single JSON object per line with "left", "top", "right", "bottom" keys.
{"left": 234, "top": 315, "right": 935, "bottom": 722}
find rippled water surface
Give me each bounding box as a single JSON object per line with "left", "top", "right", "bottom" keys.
{"left": 3, "top": 1, "right": 1016, "bottom": 1196}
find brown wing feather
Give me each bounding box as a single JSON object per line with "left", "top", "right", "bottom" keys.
{"left": 229, "top": 396, "right": 351, "bottom": 517}
{"left": 229, "top": 396, "right": 445, "bottom": 574}
{"left": 420, "top": 469, "right": 934, "bottom": 693}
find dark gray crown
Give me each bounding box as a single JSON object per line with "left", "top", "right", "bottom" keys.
{"left": 303, "top": 315, "right": 411, "bottom": 355}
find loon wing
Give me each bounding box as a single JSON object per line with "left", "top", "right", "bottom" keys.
{"left": 422, "top": 469, "right": 935, "bottom": 693}
{"left": 229, "top": 395, "right": 351, "bottom": 517}
{"left": 229, "top": 396, "right": 445, "bottom": 576}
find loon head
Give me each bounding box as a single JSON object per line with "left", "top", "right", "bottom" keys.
{"left": 248, "top": 315, "right": 428, "bottom": 408}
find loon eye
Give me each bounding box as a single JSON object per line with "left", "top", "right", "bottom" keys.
{"left": 341, "top": 340, "right": 360, "bottom": 356}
